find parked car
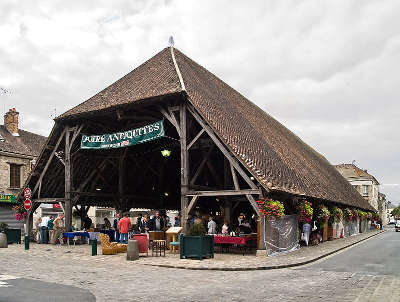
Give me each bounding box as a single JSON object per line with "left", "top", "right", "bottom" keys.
{"left": 395, "top": 221, "right": 400, "bottom": 232}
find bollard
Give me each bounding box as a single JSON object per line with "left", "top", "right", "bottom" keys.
{"left": 92, "top": 238, "right": 97, "bottom": 256}
{"left": 24, "top": 235, "right": 29, "bottom": 250}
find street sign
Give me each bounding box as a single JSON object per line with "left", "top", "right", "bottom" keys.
{"left": 24, "top": 199, "right": 32, "bottom": 211}
{"left": 23, "top": 187, "right": 32, "bottom": 200}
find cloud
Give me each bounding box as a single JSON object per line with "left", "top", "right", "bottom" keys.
{"left": 0, "top": 0, "right": 399, "bottom": 202}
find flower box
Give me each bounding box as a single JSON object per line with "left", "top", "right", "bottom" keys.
{"left": 5, "top": 228, "right": 21, "bottom": 244}
{"left": 180, "top": 235, "right": 214, "bottom": 260}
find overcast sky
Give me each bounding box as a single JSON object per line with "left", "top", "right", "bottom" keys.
{"left": 1, "top": 0, "right": 399, "bottom": 204}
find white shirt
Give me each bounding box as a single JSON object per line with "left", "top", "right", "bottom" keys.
{"left": 40, "top": 216, "right": 50, "bottom": 227}
{"left": 208, "top": 220, "right": 217, "bottom": 234}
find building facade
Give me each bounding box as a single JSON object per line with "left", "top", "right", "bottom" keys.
{"left": 0, "top": 108, "right": 46, "bottom": 229}
{"left": 334, "top": 164, "right": 387, "bottom": 222}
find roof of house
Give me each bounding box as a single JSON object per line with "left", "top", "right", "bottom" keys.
{"left": 334, "top": 164, "right": 380, "bottom": 185}
{"left": 50, "top": 47, "right": 373, "bottom": 210}
{"left": 0, "top": 125, "right": 46, "bottom": 157}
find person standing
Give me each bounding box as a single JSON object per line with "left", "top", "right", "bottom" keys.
{"left": 136, "top": 213, "right": 143, "bottom": 232}
{"left": 83, "top": 215, "right": 92, "bottom": 230}
{"left": 221, "top": 220, "right": 229, "bottom": 235}
{"left": 207, "top": 216, "right": 217, "bottom": 235}
{"left": 113, "top": 213, "right": 120, "bottom": 242}
{"left": 103, "top": 217, "right": 111, "bottom": 229}
{"left": 52, "top": 214, "right": 65, "bottom": 245}
{"left": 118, "top": 213, "right": 131, "bottom": 244}
{"left": 40, "top": 216, "right": 50, "bottom": 244}
{"left": 48, "top": 216, "right": 55, "bottom": 244}
{"left": 149, "top": 211, "right": 164, "bottom": 231}
{"left": 35, "top": 216, "right": 42, "bottom": 243}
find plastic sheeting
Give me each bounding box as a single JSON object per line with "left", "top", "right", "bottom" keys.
{"left": 332, "top": 221, "right": 344, "bottom": 239}
{"left": 264, "top": 214, "right": 299, "bottom": 256}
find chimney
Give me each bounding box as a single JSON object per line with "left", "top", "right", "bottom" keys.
{"left": 4, "top": 108, "right": 19, "bottom": 136}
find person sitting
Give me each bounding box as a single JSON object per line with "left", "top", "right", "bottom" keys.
{"left": 174, "top": 216, "right": 180, "bottom": 227}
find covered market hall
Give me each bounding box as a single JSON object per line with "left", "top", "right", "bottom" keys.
{"left": 19, "top": 46, "right": 374, "bottom": 252}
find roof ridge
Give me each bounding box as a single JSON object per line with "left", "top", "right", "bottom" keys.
{"left": 170, "top": 46, "right": 186, "bottom": 91}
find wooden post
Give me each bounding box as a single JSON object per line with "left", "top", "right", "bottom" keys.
{"left": 223, "top": 159, "right": 231, "bottom": 224}
{"left": 119, "top": 149, "right": 126, "bottom": 212}
{"left": 257, "top": 189, "right": 266, "bottom": 250}
{"left": 180, "top": 103, "right": 189, "bottom": 233}
{"left": 64, "top": 126, "right": 73, "bottom": 232}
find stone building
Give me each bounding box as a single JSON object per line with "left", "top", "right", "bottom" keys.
{"left": 334, "top": 164, "right": 380, "bottom": 212}
{"left": 0, "top": 108, "right": 46, "bottom": 229}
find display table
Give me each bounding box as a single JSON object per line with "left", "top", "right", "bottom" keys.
{"left": 63, "top": 232, "right": 90, "bottom": 245}
{"left": 214, "top": 235, "right": 257, "bottom": 255}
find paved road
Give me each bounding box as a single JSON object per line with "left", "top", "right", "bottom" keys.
{"left": 1, "top": 229, "right": 399, "bottom": 301}
{"left": 0, "top": 275, "right": 95, "bottom": 302}
{"left": 307, "top": 226, "right": 400, "bottom": 276}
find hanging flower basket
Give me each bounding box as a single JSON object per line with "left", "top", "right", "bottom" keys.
{"left": 343, "top": 208, "right": 353, "bottom": 222}
{"left": 298, "top": 200, "right": 313, "bottom": 224}
{"left": 256, "top": 199, "right": 285, "bottom": 219}
{"left": 331, "top": 207, "right": 343, "bottom": 223}
{"left": 12, "top": 204, "right": 27, "bottom": 221}
{"left": 317, "top": 205, "right": 330, "bottom": 224}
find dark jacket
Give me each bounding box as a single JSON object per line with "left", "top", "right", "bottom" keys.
{"left": 149, "top": 217, "right": 164, "bottom": 231}
{"left": 83, "top": 217, "right": 92, "bottom": 230}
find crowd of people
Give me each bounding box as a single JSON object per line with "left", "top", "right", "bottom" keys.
{"left": 35, "top": 213, "right": 65, "bottom": 244}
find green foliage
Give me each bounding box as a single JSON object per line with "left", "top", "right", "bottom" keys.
{"left": 392, "top": 206, "right": 400, "bottom": 219}
{"left": 188, "top": 223, "right": 206, "bottom": 236}
{"left": 298, "top": 200, "right": 313, "bottom": 224}
{"left": 0, "top": 222, "right": 9, "bottom": 232}
{"left": 317, "top": 205, "right": 330, "bottom": 223}
{"left": 257, "top": 199, "right": 285, "bottom": 218}
{"left": 331, "top": 207, "right": 343, "bottom": 222}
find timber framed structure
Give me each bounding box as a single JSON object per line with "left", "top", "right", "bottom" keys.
{"left": 19, "top": 46, "right": 374, "bottom": 248}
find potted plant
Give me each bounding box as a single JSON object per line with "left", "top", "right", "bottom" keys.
{"left": 317, "top": 205, "right": 330, "bottom": 241}
{"left": 180, "top": 222, "right": 214, "bottom": 260}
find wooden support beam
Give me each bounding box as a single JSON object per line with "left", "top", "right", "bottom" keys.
{"left": 245, "top": 194, "right": 260, "bottom": 215}
{"left": 187, "top": 105, "right": 258, "bottom": 190}
{"left": 230, "top": 163, "right": 240, "bottom": 190}
{"left": 69, "top": 124, "right": 84, "bottom": 151}
{"left": 180, "top": 103, "right": 189, "bottom": 233}
{"left": 32, "top": 198, "right": 68, "bottom": 204}
{"left": 65, "top": 126, "right": 73, "bottom": 231}
{"left": 187, "top": 128, "right": 205, "bottom": 150}
{"left": 187, "top": 196, "right": 199, "bottom": 214}
{"left": 119, "top": 149, "right": 127, "bottom": 211}
{"left": 32, "top": 128, "right": 67, "bottom": 197}
{"left": 186, "top": 189, "right": 260, "bottom": 197}
{"left": 190, "top": 145, "right": 214, "bottom": 185}
{"left": 160, "top": 107, "right": 181, "bottom": 137}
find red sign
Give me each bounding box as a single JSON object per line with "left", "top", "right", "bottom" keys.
{"left": 24, "top": 199, "right": 32, "bottom": 211}
{"left": 23, "top": 187, "right": 32, "bottom": 200}
{"left": 53, "top": 204, "right": 61, "bottom": 209}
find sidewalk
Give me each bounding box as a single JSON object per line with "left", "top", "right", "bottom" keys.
{"left": 1, "top": 229, "right": 384, "bottom": 271}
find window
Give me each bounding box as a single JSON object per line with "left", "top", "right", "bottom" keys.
{"left": 9, "top": 164, "right": 21, "bottom": 188}
{"left": 362, "top": 185, "right": 369, "bottom": 196}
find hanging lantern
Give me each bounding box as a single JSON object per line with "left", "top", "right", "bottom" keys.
{"left": 161, "top": 149, "right": 171, "bottom": 157}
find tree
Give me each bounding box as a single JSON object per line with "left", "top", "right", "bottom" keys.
{"left": 391, "top": 206, "right": 400, "bottom": 219}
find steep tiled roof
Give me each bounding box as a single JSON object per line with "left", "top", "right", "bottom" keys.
{"left": 0, "top": 125, "right": 46, "bottom": 157}
{"left": 57, "top": 48, "right": 182, "bottom": 119}
{"left": 53, "top": 47, "right": 373, "bottom": 210}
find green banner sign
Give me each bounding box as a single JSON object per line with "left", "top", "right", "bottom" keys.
{"left": 81, "top": 120, "right": 165, "bottom": 150}
{"left": 0, "top": 194, "right": 16, "bottom": 203}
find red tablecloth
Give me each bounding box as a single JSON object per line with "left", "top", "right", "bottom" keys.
{"left": 214, "top": 236, "right": 254, "bottom": 245}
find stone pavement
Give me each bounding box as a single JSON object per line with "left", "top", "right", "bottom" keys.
{"left": 1, "top": 229, "right": 399, "bottom": 302}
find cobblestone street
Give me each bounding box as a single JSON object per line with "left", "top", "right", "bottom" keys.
{"left": 1, "top": 230, "right": 399, "bottom": 301}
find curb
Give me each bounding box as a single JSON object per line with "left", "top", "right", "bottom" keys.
{"left": 141, "top": 230, "right": 385, "bottom": 271}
